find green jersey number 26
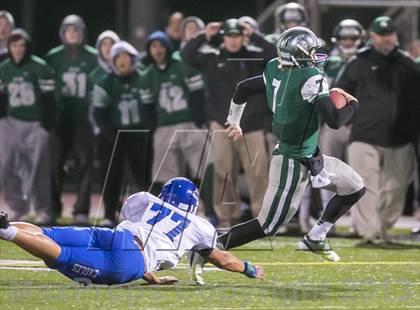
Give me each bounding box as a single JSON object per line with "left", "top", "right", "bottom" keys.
{"left": 8, "top": 82, "right": 35, "bottom": 107}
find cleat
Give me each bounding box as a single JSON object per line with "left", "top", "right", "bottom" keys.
{"left": 298, "top": 235, "right": 340, "bottom": 262}
{"left": 0, "top": 211, "right": 10, "bottom": 229}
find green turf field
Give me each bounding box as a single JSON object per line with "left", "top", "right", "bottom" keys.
{"left": 1, "top": 235, "right": 419, "bottom": 309}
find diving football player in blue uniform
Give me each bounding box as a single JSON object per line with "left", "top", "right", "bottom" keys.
{"left": 0, "top": 178, "right": 264, "bottom": 285}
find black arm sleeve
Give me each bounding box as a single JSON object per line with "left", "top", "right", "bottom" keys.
{"left": 232, "top": 75, "right": 266, "bottom": 104}
{"left": 40, "top": 92, "right": 57, "bottom": 131}
{"left": 180, "top": 33, "right": 208, "bottom": 70}
{"left": 314, "top": 96, "right": 358, "bottom": 129}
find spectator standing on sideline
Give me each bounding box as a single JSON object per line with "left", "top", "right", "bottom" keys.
{"left": 141, "top": 31, "right": 208, "bottom": 194}
{"left": 0, "top": 29, "right": 55, "bottom": 224}
{"left": 336, "top": 16, "right": 420, "bottom": 242}
{"left": 45, "top": 15, "right": 97, "bottom": 224}
{"left": 92, "top": 41, "right": 154, "bottom": 226}
{"left": 182, "top": 19, "right": 275, "bottom": 229}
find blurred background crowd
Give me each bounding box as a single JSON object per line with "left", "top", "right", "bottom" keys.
{"left": 0, "top": 0, "right": 419, "bottom": 243}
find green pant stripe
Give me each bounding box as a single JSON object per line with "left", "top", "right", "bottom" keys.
{"left": 271, "top": 159, "right": 301, "bottom": 234}
{"left": 262, "top": 156, "right": 289, "bottom": 231}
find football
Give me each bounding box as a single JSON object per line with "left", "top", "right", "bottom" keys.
{"left": 330, "top": 89, "right": 348, "bottom": 109}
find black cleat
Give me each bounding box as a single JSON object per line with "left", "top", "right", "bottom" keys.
{"left": 0, "top": 211, "right": 10, "bottom": 229}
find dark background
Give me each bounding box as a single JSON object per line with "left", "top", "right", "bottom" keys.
{"left": 0, "top": 0, "right": 398, "bottom": 56}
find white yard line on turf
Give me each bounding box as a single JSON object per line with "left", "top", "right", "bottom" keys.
{"left": 2, "top": 259, "right": 420, "bottom": 268}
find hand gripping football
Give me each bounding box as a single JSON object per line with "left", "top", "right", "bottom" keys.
{"left": 330, "top": 89, "right": 347, "bottom": 109}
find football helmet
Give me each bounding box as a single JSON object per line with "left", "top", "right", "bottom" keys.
{"left": 275, "top": 2, "right": 308, "bottom": 32}
{"left": 331, "top": 19, "right": 364, "bottom": 57}
{"left": 276, "top": 26, "right": 325, "bottom": 67}
{"left": 159, "top": 177, "right": 199, "bottom": 214}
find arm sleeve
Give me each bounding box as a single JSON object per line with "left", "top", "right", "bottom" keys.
{"left": 314, "top": 96, "right": 358, "bottom": 129}
{"left": 180, "top": 33, "right": 208, "bottom": 70}
{"left": 232, "top": 75, "right": 266, "bottom": 104}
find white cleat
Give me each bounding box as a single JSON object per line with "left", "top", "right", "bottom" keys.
{"left": 298, "top": 235, "right": 340, "bottom": 262}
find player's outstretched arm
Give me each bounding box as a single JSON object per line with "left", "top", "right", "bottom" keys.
{"left": 225, "top": 75, "right": 266, "bottom": 140}
{"left": 206, "top": 248, "right": 264, "bottom": 280}
{"left": 142, "top": 272, "right": 178, "bottom": 285}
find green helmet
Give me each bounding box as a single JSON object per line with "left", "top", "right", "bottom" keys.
{"left": 276, "top": 26, "right": 323, "bottom": 68}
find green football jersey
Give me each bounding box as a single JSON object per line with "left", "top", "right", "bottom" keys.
{"left": 0, "top": 56, "right": 55, "bottom": 121}
{"left": 92, "top": 71, "right": 149, "bottom": 129}
{"left": 263, "top": 58, "right": 329, "bottom": 158}
{"left": 140, "top": 59, "right": 193, "bottom": 127}
{"left": 45, "top": 45, "right": 97, "bottom": 122}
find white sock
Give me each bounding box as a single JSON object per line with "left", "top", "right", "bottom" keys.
{"left": 0, "top": 225, "right": 17, "bottom": 241}
{"left": 308, "top": 221, "right": 333, "bottom": 241}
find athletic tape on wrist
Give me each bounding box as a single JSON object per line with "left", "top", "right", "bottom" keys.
{"left": 227, "top": 100, "right": 246, "bottom": 126}
{"left": 243, "top": 261, "right": 257, "bottom": 278}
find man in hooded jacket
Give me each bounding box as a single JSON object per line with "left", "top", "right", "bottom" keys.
{"left": 45, "top": 15, "right": 97, "bottom": 225}
{"left": 92, "top": 41, "right": 154, "bottom": 226}
{"left": 0, "top": 29, "right": 55, "bottom": 224}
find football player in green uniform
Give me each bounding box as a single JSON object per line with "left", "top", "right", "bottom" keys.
{"left": 0, "top": 29, "right": 55, "bottom": 224}
{"left": 45, "top": 15, "right": 97, "bottom": 224}
{"left": 219, "top": 27, "right": 365, "bottom": 262}
{"left": 141, "top": 31, "right": 208, "bottom": 194}
{"left": 92, "top": 41, "right": 154, "bottom": 226}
